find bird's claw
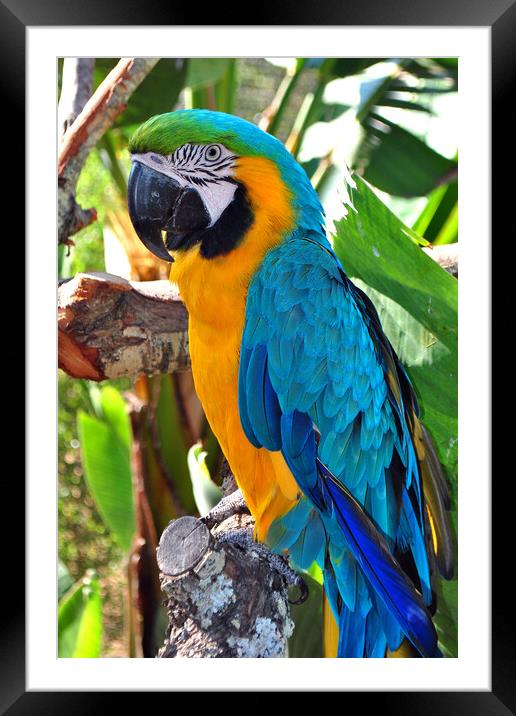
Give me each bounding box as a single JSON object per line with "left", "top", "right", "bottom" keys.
{"left": 288, "top": 574, "right": 309, "bottom": 605}
{"left": 201, "top": 488, "right": 250, "bottom": 529}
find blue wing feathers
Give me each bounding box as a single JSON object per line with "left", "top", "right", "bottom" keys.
{"left": 238, "top": 345, "right": 261, "bottom": 449}
{"left": 288, "top": 510, "right": 326, "bottom": 569}
{"left": 239, "top": 343, "right": 282, "bottom": 451}
{"left": 239, "top": 237, "right": 437, "bottom": 658}
{"left": 320, "top": 459, "right": 439, "bottom": 657}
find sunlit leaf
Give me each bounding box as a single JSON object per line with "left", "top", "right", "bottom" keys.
{"left": 100, "top": 385, "right": 131, "bottom": 448}
{"left": 413, "top": 179, "right": 458, "bottom": 245}
{"left": 187, "top": 443, "right": 223, "bottom": 517}
{"left": 58, "top": 572, "right": 102, "bottom": 658}
{"left": 305, "top": 561, "right": 323, "bottom": 585}
{"left": 78, "top": 409, "right": 135, "bottom": 552}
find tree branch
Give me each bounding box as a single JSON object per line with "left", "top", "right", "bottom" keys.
{"left": 58, "top": 58, "right": 95, "bottom": 141}
{"left": 58, "top": 244, "right": 458, "bottom": 382}
{"left": 58, "top": 272, "right": 189, "bottom": 381}
{"left": 156, "top": 512, "right": 295, "bottom": 658}
{"left": 58, "top": 57, "right": 159, "bottom": 246}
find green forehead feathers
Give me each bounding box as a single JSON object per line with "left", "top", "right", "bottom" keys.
{"left": 129, "top": 109, "right": 282, "bottom": 159}
{"left": 129, "top": 109, "right": 324, "bottom": 230}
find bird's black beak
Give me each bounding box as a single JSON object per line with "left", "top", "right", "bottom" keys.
{"left": 127, "top": 161, "right": 210, "bottom": 262}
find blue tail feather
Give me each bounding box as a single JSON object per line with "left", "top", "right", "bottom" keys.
{"left": 317, "top": 458, "right": 440, "bottom": 658}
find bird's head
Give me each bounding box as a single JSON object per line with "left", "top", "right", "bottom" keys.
{"left": 127, "top": 109, "right": 324, "bottom": 263}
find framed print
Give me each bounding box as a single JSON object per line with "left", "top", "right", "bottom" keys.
{"left": 6, "top": 0, "right": 510, "bottom": 710}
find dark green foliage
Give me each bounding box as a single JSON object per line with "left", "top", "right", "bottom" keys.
{"left": 356, "top": 114, "right": 457, "bottom": 197}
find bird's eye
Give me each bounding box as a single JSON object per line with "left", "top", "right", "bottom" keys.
{"left": 205, "top": 144, "right": 222, "bottom": 162}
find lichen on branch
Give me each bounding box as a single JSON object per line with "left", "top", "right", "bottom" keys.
{"left": 157, "top": 514, "right": 295, "bottom": 658}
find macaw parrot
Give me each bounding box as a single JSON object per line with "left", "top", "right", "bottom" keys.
{"left": 127, "top": 109, "right": 454, "bottom": 658}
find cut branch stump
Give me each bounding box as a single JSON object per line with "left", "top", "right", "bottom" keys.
{"left": 156, "top": 514, "right": 294, "bottom": 658}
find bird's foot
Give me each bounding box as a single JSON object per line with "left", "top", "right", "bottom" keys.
{"left": 201, "top": 488, "right": 250, "bottom": 529}
{"left": 216, "top": 525, "right": 308, "bottom": 605}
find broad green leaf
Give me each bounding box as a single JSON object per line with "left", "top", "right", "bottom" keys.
{"left": 334, "top": 177, "right": 457, "bottom": 351}
{"left": 187, "top": 443, "right": 222, "bottom": 517}
{"left": 78, "top": 410, "right": 135, "bottom": 552}
{"left": 87, "top": 383, "right": 103, "bottom": 419}
{"left": 354, "top": 114, "right": 457, "bottom": 197}
{"left": 58, "top": 572, "right": 102, "bottom": 658}
{"left": 333, "top": 175, "right": 457, "bottom": 655}
{"left": 433, "top": 203, "right": 458, "bottom": 246}
{"left": 99, "top": 385, "right": 131, "bottom": 449}
{"left": 305, "top": 561, "right": 323, "bottom": 585}
{"left": 288, "top": 574, "right": 323, "bottom": 658}
{"left": 413, "top": 180, "right": 458, "bottom": 245}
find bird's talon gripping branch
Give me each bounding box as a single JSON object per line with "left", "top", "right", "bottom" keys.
{"left": 201, "top": 488, "right": 250, "bottom": 529}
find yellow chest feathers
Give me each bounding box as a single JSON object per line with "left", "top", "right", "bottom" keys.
{"left": 169, "top": 156, "right": 294, "bottom": 318}
{"left": 168, "top": 156, "right": 300, "bottom": 538}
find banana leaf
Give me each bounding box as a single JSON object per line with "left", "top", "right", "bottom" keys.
{"left": 333, "top": 175, "right": 458, "bottom": 656}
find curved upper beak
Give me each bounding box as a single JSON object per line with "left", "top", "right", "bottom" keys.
{"left": 127, "top": 161, "right": 178, "bottom": 262}
{"left": 128, "top": 160, "right": 211, "bottom": 263}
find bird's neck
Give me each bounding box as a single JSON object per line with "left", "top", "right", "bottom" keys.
{"left": 169, "top": 155, "right": 297, "bottom": 330}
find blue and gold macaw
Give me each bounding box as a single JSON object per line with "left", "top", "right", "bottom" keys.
{"left": 127, "top": 109, "right": 454, "bottom": 658}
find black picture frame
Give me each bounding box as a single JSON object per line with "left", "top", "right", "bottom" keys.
{"left": 7, "top": 0, "right": 509, "bottom": 711}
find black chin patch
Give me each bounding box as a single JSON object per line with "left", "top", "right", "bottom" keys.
{"left": 198, "top": 184, "right": 254, "bottom": 259}
{"left": 170, "top": 187, "right": 210, "bottom": 235}
{"left": 164, "top": 187, "right": 210, "bottom": 252}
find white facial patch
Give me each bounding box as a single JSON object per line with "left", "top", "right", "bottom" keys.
{"left": 132, "top": 143, "right": 238, "bottom": 227}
